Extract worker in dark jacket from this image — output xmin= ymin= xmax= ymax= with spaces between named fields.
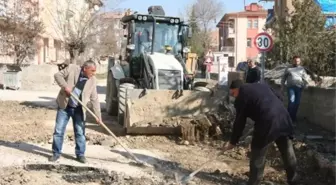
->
xmin=222 ymin=80 xmax=298 ymax=185
xmin=245 ymin=59 xmax=261 ymax=83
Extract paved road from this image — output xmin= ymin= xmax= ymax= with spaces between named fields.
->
xmin=0 ymin=79 xmax=107 ymax=109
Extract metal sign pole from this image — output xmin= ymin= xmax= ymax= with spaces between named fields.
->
xmin=261 ymin=51 xmax=265 ymax=83
xmin=254 ymin=32 xmax=273 ymax=83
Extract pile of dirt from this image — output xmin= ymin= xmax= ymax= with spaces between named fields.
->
xmin=0 ymin=164 xmax=163 ymax=185
xmin=0 ymin=101 xmax=112 ymax=145
xmin=121 ymin=121 xmax=335 ymax=185
xmin=0 ymin=101 xmax=55 ymax=143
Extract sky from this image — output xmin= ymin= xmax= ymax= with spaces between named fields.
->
xmin=104 ymin=0 xmax=274 ymax=18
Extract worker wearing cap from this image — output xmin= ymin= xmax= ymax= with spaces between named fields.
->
xmin=222 ymin=80 xmax=298 ymax=185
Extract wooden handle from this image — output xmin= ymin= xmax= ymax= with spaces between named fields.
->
xmin=69 ymin=92 xmax=142 ymax=163
xmin=188 ymin=150 xmax=227 ymax=178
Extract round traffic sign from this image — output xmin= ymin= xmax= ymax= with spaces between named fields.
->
xmin=254 ymin=32 xmax=273 ymax=52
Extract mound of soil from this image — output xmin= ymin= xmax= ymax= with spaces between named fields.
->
xmin=0 ymin=164 xmax=162 ymax=185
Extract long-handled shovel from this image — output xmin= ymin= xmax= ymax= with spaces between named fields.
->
xmin=178 ymin=131 xmax=254 ymax=185
xmin=70 ymin=92 xmax=149 ymax=167
xmin=177 ymin=151 xmax=226 ymax=185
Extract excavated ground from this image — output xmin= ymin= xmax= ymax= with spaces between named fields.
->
xmin=0 ymin=165 xmax=161 ymax=185
xmin=0 ymin=101 xmax=334 ymax=185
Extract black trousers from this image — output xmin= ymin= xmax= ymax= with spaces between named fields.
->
xmin=201 ymin=65 xmax=206 ymax=78
xmin=248 ymin=136 xmax=297 ymax=185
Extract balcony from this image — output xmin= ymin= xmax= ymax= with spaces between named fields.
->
xmin=222 ymin=46 xmax=234 ymax=52
xmin=220 ymin=46 xmax=235 ymax=56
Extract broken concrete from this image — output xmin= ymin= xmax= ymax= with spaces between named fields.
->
xmin=310 ymin=150 xmax=336 ymax=179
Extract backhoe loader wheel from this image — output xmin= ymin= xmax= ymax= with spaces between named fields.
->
xmin=194 ymin=81 xmax=208 ymax=88
xmin=194 ymin=86 xmax=211 ymax=92
xmin=106 ymin=71 xmax=118 ymax=116
xmin=118 ymin=83 xmax=135 ymax=126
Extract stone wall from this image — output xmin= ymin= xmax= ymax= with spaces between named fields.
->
xmin=20 ymin=64 xmax=59 ymax=91
xmin=268 ymin=80 xmax=336 ymax=132
xmin=0 ymin=63 xmax=108 ymax=91
xmin=0 ymin=64 xmax=59 ymax=91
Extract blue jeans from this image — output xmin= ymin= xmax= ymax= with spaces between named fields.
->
xmin=287 ymin=86 xmax=302 ymax=122
xmin=52 ymin=106 xmax=86 ymax=157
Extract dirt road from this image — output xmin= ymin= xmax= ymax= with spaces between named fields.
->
xmin=0 ymin=100 xmax=334 ymax=185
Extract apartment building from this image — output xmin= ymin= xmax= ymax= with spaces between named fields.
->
xmin=216 ymin=3 xmax=267 ymax=67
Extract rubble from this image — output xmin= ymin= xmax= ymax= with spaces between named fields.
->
xmin=0 ymin=164 xmax=164 ymax=185
xmin=310 ymin=150 xmax=336 ymax=179
xmin=0 ymin=100 xmax=334 ymax=185
xmin=264 ymin=64 xmax=336 ymax=88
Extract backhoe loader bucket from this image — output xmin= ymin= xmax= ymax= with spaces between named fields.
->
xmin=124 ymin=88 xmax=226 ymax=135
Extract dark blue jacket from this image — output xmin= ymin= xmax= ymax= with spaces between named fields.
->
xmin=230 ymin=83 xmax=294 ymax=149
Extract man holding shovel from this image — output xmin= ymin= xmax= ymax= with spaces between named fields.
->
xmin=223 ymin=80 xmax=298 ymax=185
xmin=49 ymin=60 xmax=102 ymax=163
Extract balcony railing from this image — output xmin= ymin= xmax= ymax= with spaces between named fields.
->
xmin=221 ymin=46 xmax=234 ymax=52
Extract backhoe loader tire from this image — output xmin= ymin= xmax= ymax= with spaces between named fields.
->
xmin=194 ymin=86 xmax=211 ymax=92
xmin=194 ymin=81 xmax=208 ymax=88
xmin=106 ymin=71 xmax=118 ymax=116
xmin=118 ymin=83 xmax=135 ymax=126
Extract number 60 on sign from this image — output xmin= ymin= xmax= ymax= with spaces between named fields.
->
xmin=254 ymin=32 xmax=273 ymax=52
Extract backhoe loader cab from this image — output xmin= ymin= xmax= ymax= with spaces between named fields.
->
xmin=106 ymin=6 xmax=216 ymax=134
xmin=119 ymin=6 xmax=192 ymax=90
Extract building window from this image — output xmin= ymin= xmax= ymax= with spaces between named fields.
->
xmin=247 ymin=38 xmax=252 ymax=47
xmin=253 ymin=19 xmax=258 ymax=28
xmin=228 ymin=57 xmax=235 ymax=68
xmin=247 ymin=20 xmax=252 ymax=28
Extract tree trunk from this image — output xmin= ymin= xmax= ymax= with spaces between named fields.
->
xmin=68 ymin=48 xmax=80 ymax=64
xmin=15 ymin=51 xmax=26 ymax=66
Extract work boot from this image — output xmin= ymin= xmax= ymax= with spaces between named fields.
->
xmin=48 ymin=155 xmax=60 ymax=162
xmin=76 ymin=156 xmax=87 ymax=164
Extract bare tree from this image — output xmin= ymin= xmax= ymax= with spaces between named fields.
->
xmin=43 ymin=0 xmax=103 ymax=64
xmin=0 ymin=0 xmax=44 ymax=66
xmin=192 ymin=0 xmax=224 ymax=32
xmin=85 ymin=12 xmax=124 ymax=61
xmin=184 ymin=0 xmax=224 ymax=53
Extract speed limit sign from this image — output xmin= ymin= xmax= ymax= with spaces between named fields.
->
xmin=254 ymin=32 xmax=273 ymax=52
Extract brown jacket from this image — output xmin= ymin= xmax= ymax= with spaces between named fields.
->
xmin=54 ymin=64 xmax=101 ymax=120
